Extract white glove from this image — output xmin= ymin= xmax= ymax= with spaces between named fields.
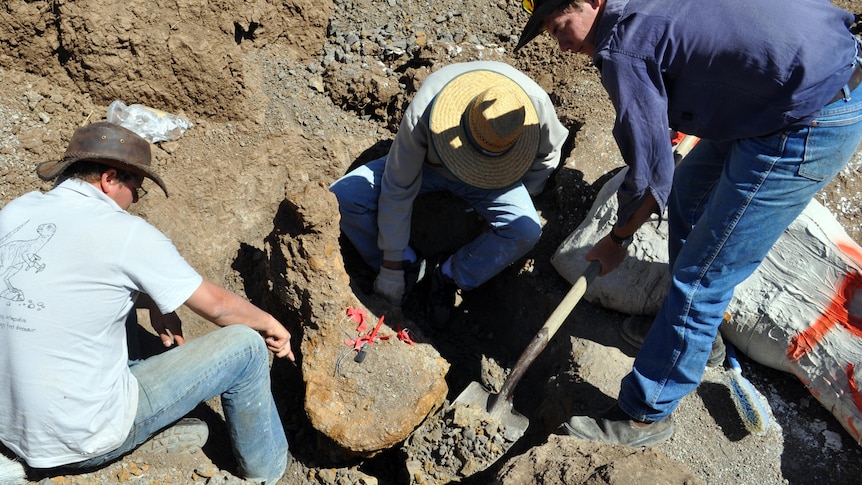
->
xmin=373 ymin=267 xmax=405 ymax=305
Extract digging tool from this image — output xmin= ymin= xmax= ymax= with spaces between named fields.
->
xmin=673 ymin=133 xmax=699 ymax=163
xmin=452 ymin=135 xmax=695 ymax=447
xmin=454 ymin=260 xmax=602 ymax=442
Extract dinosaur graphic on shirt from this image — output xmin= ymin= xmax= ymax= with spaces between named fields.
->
xmin=0 ymin=222 xmax=56 ymax=301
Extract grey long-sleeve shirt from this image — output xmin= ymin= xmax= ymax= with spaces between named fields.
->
xmin=377 ymin=61 xmax=569 ymax=263
xmin=593 ymin=0 xmax=856 ymax=226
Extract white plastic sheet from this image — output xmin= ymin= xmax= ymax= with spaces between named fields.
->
xmin=552 ymin=168 xmax=862 ymax=445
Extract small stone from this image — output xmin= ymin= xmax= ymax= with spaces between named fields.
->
xmin=195 ymin=463 xmax=219 ymax=478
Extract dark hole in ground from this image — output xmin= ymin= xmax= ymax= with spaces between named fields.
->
xmin=234 ymin=21 xmax=260 ymax=44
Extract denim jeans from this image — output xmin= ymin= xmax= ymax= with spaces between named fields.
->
xmin=619 ymin=81 xmax=862 ymax=422
xmin=66 ymin=324 xmax=288 ymax=484
xmin=329 ymin=156 xmax=542 ymax=290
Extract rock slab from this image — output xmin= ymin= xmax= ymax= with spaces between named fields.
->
xmin=265 ymin=182 xmax=449 ymax=455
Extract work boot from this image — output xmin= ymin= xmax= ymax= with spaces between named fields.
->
xmin=427 ymin=262 xmax=457 ymax=329
xmin=709 ymin=331 xmax=727 ymax=367
xmin=619 ymin=315 xmax=653 ymax=349
xmin=138 ymin=418 xmax=209 ymax=454
xmin=620 ymin=315 xmax=726 ymax=367
xmin=559 ymin=403 xmax=674 ymax=447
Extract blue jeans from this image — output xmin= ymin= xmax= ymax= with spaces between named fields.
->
xmin=66 ymin=324 xmax=288 ymax=484
xmin=619 ymin=81 xmax=862 ymax=422
xmin=329 ymin=156 xmax=541 ymax=290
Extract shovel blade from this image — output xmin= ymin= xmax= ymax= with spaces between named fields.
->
xmin=454 ymin=381 xmax=529 ymax=441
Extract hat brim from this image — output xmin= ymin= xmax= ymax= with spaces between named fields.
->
xmin=514 ymin=0 xmax=569 ymax=51
xmin=37 ymin=154 xmax=169 ymax=197
xmin=430 ymin=70 xmax=540 ymax=190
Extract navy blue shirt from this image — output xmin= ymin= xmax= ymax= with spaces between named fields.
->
xmin=593 ymin=0 xmax=856 ymax=225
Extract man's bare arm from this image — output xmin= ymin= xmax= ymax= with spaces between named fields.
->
xmin=184 ymin=280 xmax=295 ymax=361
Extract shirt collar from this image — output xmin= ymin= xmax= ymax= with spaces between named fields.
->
xmin=594 ymin=0 xmax=629 ymax=61
xmin=54 ymin=178 xmax=126 ymax=212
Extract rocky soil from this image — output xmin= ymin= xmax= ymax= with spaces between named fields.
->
xmin=2 ymin=0 xmax=862 ymax=484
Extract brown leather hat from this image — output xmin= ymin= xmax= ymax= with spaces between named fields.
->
xmin=37 ymin=122 xmax=168 ymax=196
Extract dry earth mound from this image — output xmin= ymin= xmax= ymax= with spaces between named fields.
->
xmin=1 ymin=0 xmax=861 ymax=484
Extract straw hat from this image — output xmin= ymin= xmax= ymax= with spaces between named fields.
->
xmin=430 ymin=70 xmax=539 ymax=190
xmin=37 ymin=122 xmax=168 ymax=196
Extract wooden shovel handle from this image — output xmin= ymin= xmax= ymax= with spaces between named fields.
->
xmin=496 ymin=260 xmax=602 ymax=405
xmin=673 ymin=134 xmax=699 ymax=164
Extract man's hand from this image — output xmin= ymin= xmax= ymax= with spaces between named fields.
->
xmin=585 ymin=234 xmax=629 ymax=276
xmin=589 ymin=191 xmax=657 ymax=275
xmin=263 ymin=324 xmax=295 ymax=361
xmin=374 ymin=267 xmax=405 ymax=305
xmin=150 ymin=311 xmax=185 ymax=347
xmin=137 ymin=293 xmax=185 ymax=347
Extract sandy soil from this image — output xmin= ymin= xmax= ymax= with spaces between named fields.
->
xmin=1 ymin=0 xmax=862 ymax=484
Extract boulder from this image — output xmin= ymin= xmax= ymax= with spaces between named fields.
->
xmin=264 ymin=182 xmax=449 ymax=455
xmin=493 ymin=434 xmax=703 ymax=485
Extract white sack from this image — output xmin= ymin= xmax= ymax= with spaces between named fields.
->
xmin=551 ymin=168 xmax=862 ymax=445
xmin=552 ymin=168 xmax=670 ymax=316
xmin=725 ymin=199 xmax=862 ymax=445
xmin=0 ymin=454 xmax=25 ymax=485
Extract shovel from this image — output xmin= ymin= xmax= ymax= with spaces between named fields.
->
xmin=453 ymin=136 xmax=695 ymax=446
xmin=454 ymin=259 xmax=602 ymax=442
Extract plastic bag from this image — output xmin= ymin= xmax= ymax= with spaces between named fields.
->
xmin=106 ymin=100 xmax=193 ymax=143
xmin=0 ymin=454 xmax=25 ymax=484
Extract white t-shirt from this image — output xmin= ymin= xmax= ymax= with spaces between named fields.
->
xmin=0 ymin=179 xmax=203 ymax=467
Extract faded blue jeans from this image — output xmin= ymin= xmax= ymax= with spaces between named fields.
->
xmin=619 ymin=81 xmax=862 ymax=422
xmin=66 ymin=324 xmax=288 ymax=484
xmin=329 ymin=156 xmax=541 ymax=290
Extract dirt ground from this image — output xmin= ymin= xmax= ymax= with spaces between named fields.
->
xmin=2 ymin=0 xmax=862 ymax=484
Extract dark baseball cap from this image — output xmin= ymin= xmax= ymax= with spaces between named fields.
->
xmin=514 ymin=0 xmax=571 ymax=51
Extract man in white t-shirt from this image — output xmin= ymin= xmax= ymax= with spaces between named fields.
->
xmin=0 ymin=122 xmax=293 ymax=484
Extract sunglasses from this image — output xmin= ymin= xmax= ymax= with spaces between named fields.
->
xmin=522 ymin=0 xmax=534 ymax=14
xmin=133 ymin=185 xmax=148 ymax=200
xmin=125 ymin=180 xmax=148 ymax=200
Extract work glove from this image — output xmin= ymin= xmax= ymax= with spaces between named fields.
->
xmin=373 ymin=267 xmax=405 ymax=305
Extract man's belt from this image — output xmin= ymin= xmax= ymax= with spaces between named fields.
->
xmin=829 ymin=63 xmax=862 ymax=105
